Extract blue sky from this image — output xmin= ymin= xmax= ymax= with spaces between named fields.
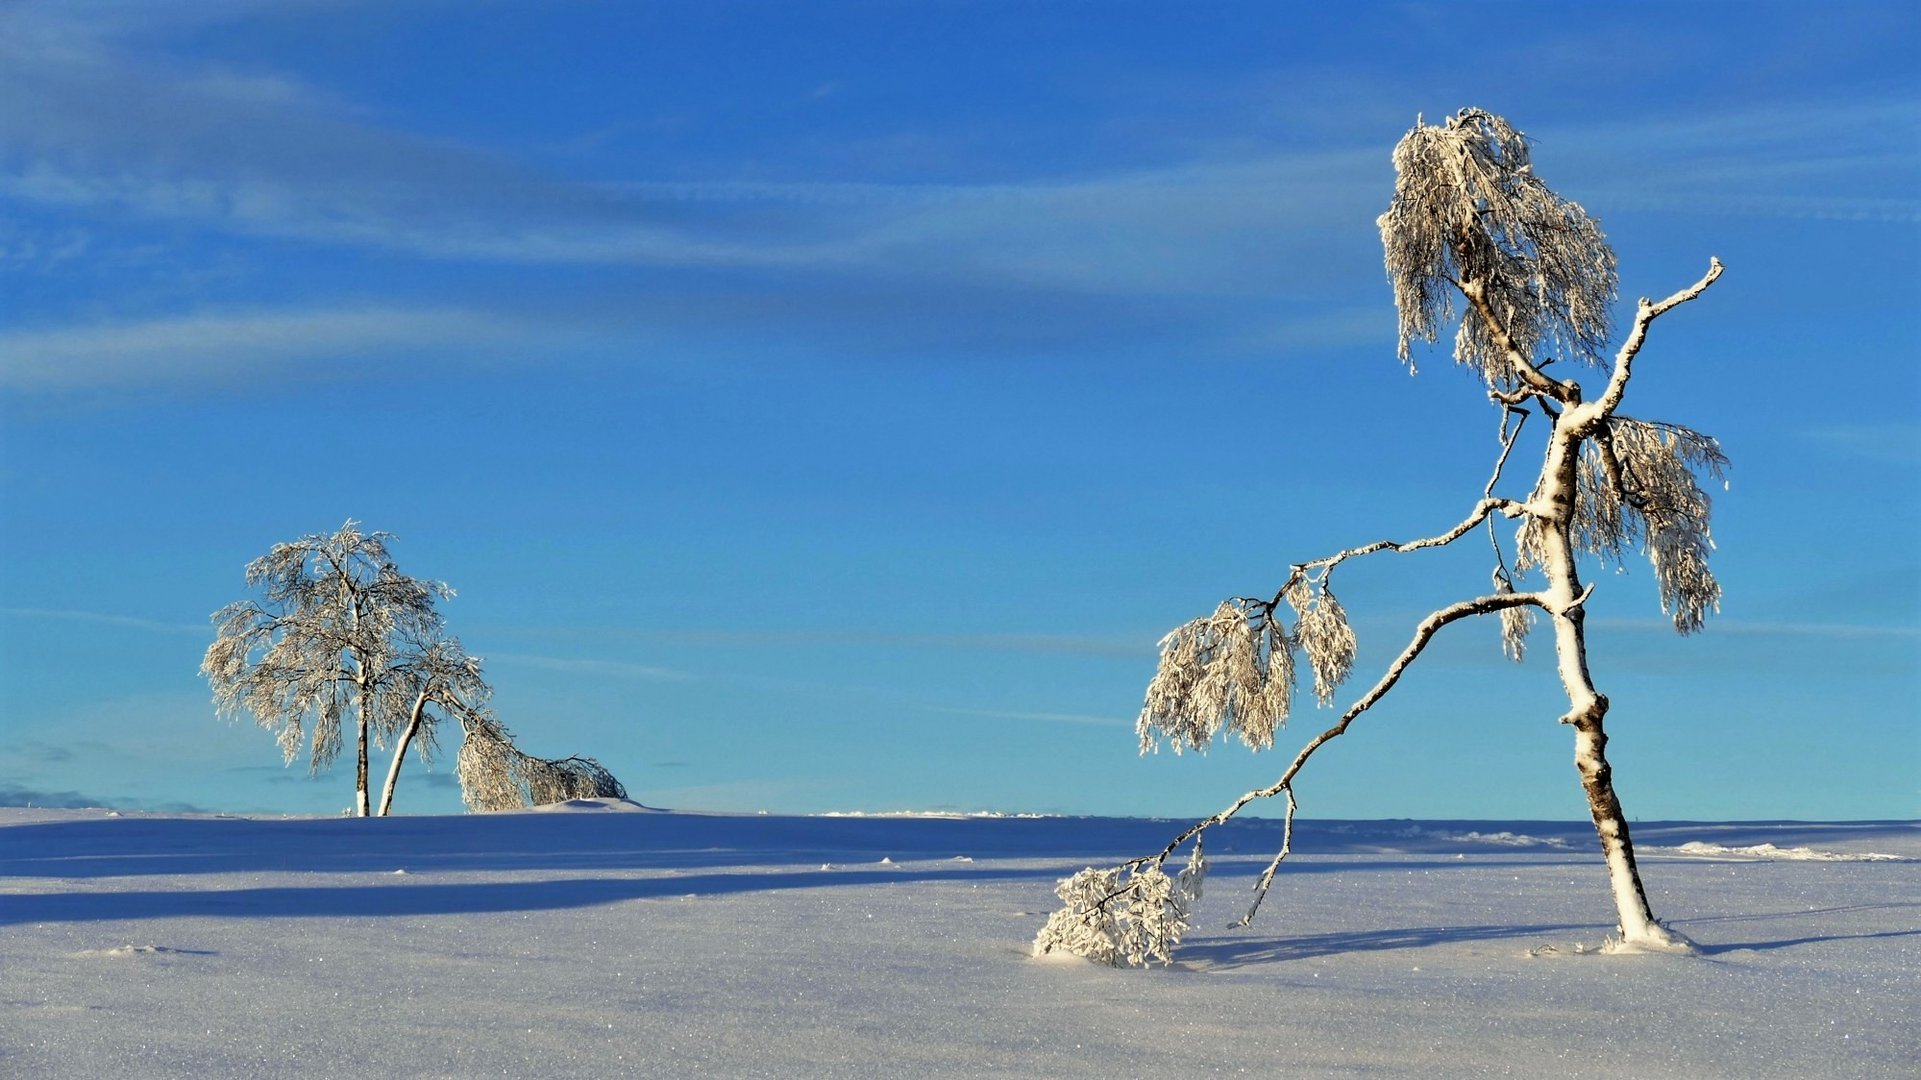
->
xmin=2 ymin=1 xmax=1916 ymax=821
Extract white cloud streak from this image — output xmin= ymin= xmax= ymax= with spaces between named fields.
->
xmin=484 ymin=653 xmax=695 ymax=683
xmin=1542 ymin=99 xmax=1921 ymax=225
xmin=1795 ymin=424 xmax=1921 ymax=467
xmin=1592 ymin=617 xmax=1920 ymax=640
xmin=593 ymin=626 xmax=1153 ymax=659
xmin=920 ymin=705 xmax=1131 ymax=728
xmin=1 ymin=606 xmax=208 ymax=635
xmin=0 ymin=306 xmax=537 ymax=391
xmin=3 ymin=2 xmax=1913 ymax=396
xmin=0 ymin=6 xmax=1388 ymax=296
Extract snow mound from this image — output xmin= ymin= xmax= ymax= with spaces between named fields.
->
xmin=73 ymin=944 xmax=213 ymax=958
xmin=1434 ymin=829 xmax=1571 ymax=848
xmin=1664 ymin=841 xmax=1903 ymax=862
xmin=1368 ymin=825 xmax=1572 ymax=848
xmin=816 ymin=810 xmax=1052 ymax=819
xmin=525 ymin=798 xmax=660 ymax=813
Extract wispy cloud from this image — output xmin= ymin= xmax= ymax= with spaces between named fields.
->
xmin=0 ymin=739 xmax=79 ymax=764
xmin=0 ymin=8 xmax=1389 ymax=297
xmin=1592 ymin=616 xmax=1920 ymax=640
xmin=920 ymin=705 xmax=1130 ymax=728
xmin=512 ymin=625 xmax=1155 ymax=659
xmin=1 ymin=606 xmax=207 ymax=635
xmin=1547 ymin=99 xmax=1921 ymax=225
xmin=484 ymin=653 xmax=694 ymax=683
xmin=0 ymin=307 xmax=540 ymax=392
xmin=1795 ymin=424 xmax=1921 ymax=467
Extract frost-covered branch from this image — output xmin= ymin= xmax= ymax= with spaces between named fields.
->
xmin=1033 ymin=843 xmax=1207 ymax=967
xmin=453 ymin=705 xmax=628 ymax=812
xmin=1589 ymin=258 xmax=1723 ymax=422
xmin=1380 ymin=109 xmax=1617 ymax=389
xmin=1459 ymin=278 xmax=1579 ymax=403
xmin=1287 ymin=493 xmax=1524 ymax=589
xmin=1050 ymin=590 xmax=1542 ymax=965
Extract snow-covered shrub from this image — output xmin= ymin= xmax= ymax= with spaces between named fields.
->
xmin=1033 ymin=846 xmax=1206 ymax=967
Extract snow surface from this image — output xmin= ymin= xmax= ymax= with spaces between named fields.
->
xmin=2 ymin=805 xmax=1915 ymax=1079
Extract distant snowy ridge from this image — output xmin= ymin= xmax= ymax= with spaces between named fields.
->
xmin=816 ymin=810 xmax=1054 ymax=819
xmin=1407 ymin=827 xmax=1572 ymax=848
xmin=1657 ymin=840 xmax=1904 ymax=862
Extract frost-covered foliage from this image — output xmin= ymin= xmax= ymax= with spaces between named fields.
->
xmin=1285 ymin=581 xmax=1357 ymax=705
xmin=1138 ymin=601 xmax=1294 ymax=753
xmin=1516 ymin=416 xmax=1728 ymax=633
xmin=1592 ymin=418 xmax=1727 ymax=633
xmin=1491 ymin=567 xmax=1535 ymax=662
xmin=1134 ymin=580 xmax=1363 ymax=757
xmin=1380 ymin=109 xmax=1618 ymax=383
xmin=202 ymin=520 xmax=453 ymax=815
xmin=1033 ymin=845 xmax=1206 ymax=967
xmin=455 ymin=709 xmax=627 ymax=812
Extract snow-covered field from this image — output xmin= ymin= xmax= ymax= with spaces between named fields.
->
xmin=2 ymin=804 xmax=1914 ymax=1079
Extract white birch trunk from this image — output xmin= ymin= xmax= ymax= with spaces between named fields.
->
xmin=346 ymin=579 xmax=371 ymax=818
xmin=375 ymin=691 xmax=430 ymax=817
xmin=1539 ymin=408 xmax=1692 ymax=952
xmin=352 ymin=674 xmax=371 ymax=818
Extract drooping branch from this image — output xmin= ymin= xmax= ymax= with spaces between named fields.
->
xmin=1222 ymin=416 xmax=1532 ymax=622
xmin=453 ymin=704 xmax=628 ymax=812
xmin=1128 ymin=589 xmax=1545 ymax=924
xmin=1380 ymin=110 xmax=1618 ymax=386
xmin=1483 ymin=405 xmax=1529 ymax=582
xmin=1484 ymin=405 xmax=1527 ymax=501
xmin=1143 ymin=419 xmax=1539 ymax=759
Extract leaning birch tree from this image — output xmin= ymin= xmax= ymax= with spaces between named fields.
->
xmin=1035 ymin=109 xmax=1726 ymax=966
xmin=372 ymin=628 xmax=489 ymax=817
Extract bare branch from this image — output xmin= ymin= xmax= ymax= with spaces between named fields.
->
xmin=1303 ymin=494 xmax=1521 ymax=585
xmin=1484 ymin=405 xmax=1528 ymax=501
xmin=1592 ymin=258 xmax=1724 ymax=421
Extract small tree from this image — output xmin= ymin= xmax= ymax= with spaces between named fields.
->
xmin=204 ymin=519 xmax=633 ymax=815
xmin=202 ymin=520 xmax=450 ymax=817
xmin=1036 ymin=109 xmax=1725 ymax=965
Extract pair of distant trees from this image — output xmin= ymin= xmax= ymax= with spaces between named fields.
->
xmin=201 ymin=521 xmax=625 ymax=816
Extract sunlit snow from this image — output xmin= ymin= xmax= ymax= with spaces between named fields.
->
xmin=3 ymin=805 xmax=1914 ymax=1078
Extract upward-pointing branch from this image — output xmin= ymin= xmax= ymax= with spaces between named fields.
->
xmin=1592 ymin=258 xmax=1724 ymax=422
